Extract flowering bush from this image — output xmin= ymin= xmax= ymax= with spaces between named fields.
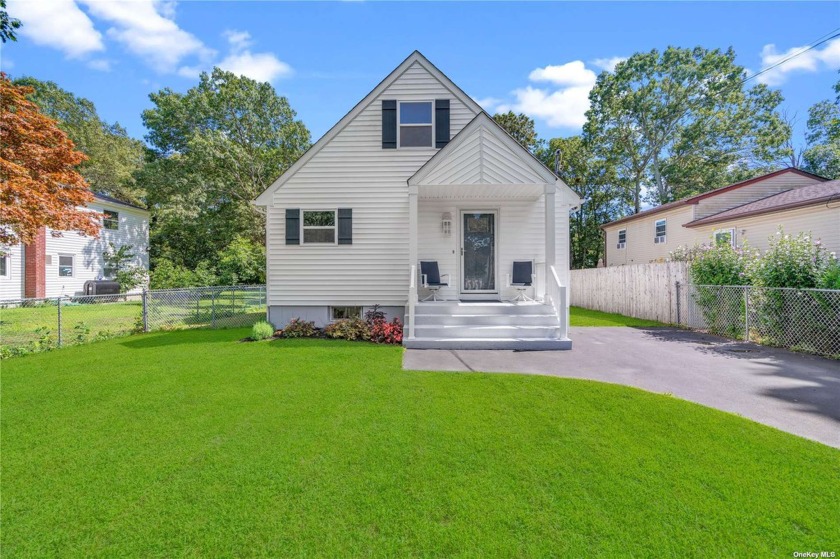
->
xmin=279 ymin=318 xmax=317 ymax=338
xmin=688 ymin=243 xmax=756 ymax=286
xmin=324 ymin=318 xmax=370 ymax=341
xmin=669 ymin=244 xmax=705 ymax=262
xmin=749 ymin=230 xmax=836 ymax=289
xmin=369 ymin=317 xmax=403 ymax=344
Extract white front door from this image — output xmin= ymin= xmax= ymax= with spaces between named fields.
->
xmin=460 ymin=210 xmax=498 ymax=296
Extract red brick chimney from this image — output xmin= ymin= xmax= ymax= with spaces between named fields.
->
xmin=24 ymin=227 xmax=46 ymax=299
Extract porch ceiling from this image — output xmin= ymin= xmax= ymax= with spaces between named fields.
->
xmin=417 ymin=183 xmax=544 ymax=200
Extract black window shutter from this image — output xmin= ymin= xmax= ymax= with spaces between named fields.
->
xmin=435 ymin=99 xmax=450 ymax=148
xmin=285 ymin=208 xmax=300 ymax=245
xmin=382 ymin=100 xmax=397 ymax=149
xmin=338 ymin=208 xmax=352 ymax=245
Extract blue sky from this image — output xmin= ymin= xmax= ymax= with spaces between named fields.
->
xmin=2 ymin=1 xmax=839 ymax=148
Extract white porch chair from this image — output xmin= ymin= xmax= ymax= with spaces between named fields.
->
xmin=419 ymin=261 xmax=449 ymax=302
xmin=507 ymin=260 xmax=536 ymax=302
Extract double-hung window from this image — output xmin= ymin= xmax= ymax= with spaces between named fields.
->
xmin=654 ymin=219 xmax=667 ymax=244
xmin=103 ymin=210 xmax=119 ymax=230
xmin=59 ymin=255 xmax=74 ymax=277
xmin=0 ymin=254 xmax=8 ymax=277
xmin=617 ymin=229 xmax=626 ymax=249
xmin=398 ymin=101 xmax=433 ymax=148
xmin=302 ymin=210 xmax=336 ymax=244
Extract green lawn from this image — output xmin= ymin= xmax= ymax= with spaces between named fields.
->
xmin=571 ymin=306 xmax=666 ymax=327
xmin=2 ymin=329 xmax=838 ymax=557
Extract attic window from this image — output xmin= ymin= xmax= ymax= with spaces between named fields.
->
xmin=103 ymin=210 xmax=119 ymax=230
xmin=398 ymin=101 xmax=433 ymax=148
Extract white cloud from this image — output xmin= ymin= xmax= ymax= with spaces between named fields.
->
xmin=8 ymin=0 xmax=104 ymax=58
xmin=501 ymin=85 xmax=594 ymax=128
xmin=78 ymin=0 xmax=213 ymax=73
xmin=218 ymin=51 xmax=293 ymax=83
xmin=528 ymin=61 xmax=597 ymax=87
xmin=223 ymin=29 xmax=254 ymax=53
xmin=486 ymin=56 xmax=625 ymax=129
xmin=177 ymin=30 xmax=292 ymax=83
xmin=757 ymin=38 xmax=840 ymax=86
xmin=592 ymin=56 xmax=627 ymax=72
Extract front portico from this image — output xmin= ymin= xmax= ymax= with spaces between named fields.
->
xmin=404 ymin=113 xmax=580 ymax=349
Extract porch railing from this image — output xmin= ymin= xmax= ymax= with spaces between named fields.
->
xmin=407 ymin=264 xmax=417 ymax=339
xmin=546 ymin=265 xmax=568 ymax=339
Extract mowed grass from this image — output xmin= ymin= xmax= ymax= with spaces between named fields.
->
xmin=2 ymin=330 xmax=839 ymax=557
xmin=571 ymin=306 xmax=666 ymax=327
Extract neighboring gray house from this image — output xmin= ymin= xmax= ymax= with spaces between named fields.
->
xmin=254 ymin=52 xmax=580 ymax=349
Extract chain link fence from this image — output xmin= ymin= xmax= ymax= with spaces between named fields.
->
xmin=1 ymin=285 xmax=266 ymax=358
xmin=677 ymin=283 xmax=840 ymax=359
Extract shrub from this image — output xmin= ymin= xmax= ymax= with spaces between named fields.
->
xmin=279 ymin=318 xmax=317 ymax=338
xmin=324 ymin=318 xmax=370 ymax=341
xmin=150 ymin=259 xmax=218 ymax=289
xmin=819 ymin=257 xmax=840 ymax=289
xmin=689 ymin=243 xmax=755 ymax=286
xmin=369 ymin=317 xmax=403 ymax=345
xmin=749 ymin=230 xmax=835 ymax=289
xmin=251 ymin=321 xmax=276 ymax=341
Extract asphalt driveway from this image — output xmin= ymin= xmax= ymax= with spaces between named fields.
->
xmin=403 ymin=327 xmax=840 ymax=449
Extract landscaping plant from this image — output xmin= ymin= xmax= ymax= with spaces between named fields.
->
xmin=278 ymin=318 xmax=317 ymax=339
xmin=324 ymin=318 xmax=370 ymax=341
xmin=250 ymin=321 xmax=275 ymax=341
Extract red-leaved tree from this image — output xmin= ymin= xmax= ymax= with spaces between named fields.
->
xmin=0 ymin=73 xmax=99 ymax=245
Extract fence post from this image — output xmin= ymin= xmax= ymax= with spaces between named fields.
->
xmin=142 ymin=289 xmax=149 ymax=332
xmin=57 ymin=296 xmax=62 ymax=348
xmin=675 ymin=281 xmax=681 ymax=325
xmin=211 ymin=291 xmax=216 ymax=328
xmin=744 ymin=287 xmax=750 ymax=342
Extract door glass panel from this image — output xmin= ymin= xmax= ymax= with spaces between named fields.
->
xmin=463 ymin=213 xmax=495 ymax=291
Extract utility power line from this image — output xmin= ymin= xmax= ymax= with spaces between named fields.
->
xmin=742 ymin=28 xmax=840 ymax=85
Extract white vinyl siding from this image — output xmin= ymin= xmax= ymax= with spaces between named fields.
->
xmin=0 ymin=244 xmax=24 ymax=301
xmin=266 ymin=61 xmax=476 ymax=307
xmin=44 ymin=201 xmax=149 ymax=297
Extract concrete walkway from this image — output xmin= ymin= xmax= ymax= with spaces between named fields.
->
xmin=403 ymin=327 xmax=840 ymax=449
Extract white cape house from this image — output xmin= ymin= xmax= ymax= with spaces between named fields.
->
xmin=254 ymin=51 xmax=580 ymax=349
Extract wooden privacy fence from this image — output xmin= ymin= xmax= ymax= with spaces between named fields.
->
xmin=570 ymin=262 xmax=689 ymax=323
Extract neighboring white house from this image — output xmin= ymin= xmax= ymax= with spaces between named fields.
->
xmin=601 ymin=168 xmax=836 ymax=266
xmin=0 ymin=194 xmax=149 ymax=300
xmin=254 ymin=51 xmax=581 ymax=350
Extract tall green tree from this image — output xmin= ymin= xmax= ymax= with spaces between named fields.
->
xmin=141 ymin=68 xmax=310 ymax=268
xmin=803 ymin=73 xmax=840 ymax=179
xmin=0 ymin=0 xmax=21 ymax=43
xmin=493 ymin=111 xmax=542 ymax=153
xmin=539 ymin=137 xmax=627 ymax=269
xmin=584 ymin=46 xmax=790 ymax=212
xmin=14 ymin=77 xmax=146 ymax=205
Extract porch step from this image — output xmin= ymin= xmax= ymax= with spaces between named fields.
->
xmin=404 ymin=301 xmax=570 ymax=350
xmin=415 ymin=301 xmax=554 ymax=316
xmin=415 ymin=313 xmax=558 ymax=326
xmin=414 ymin=325 xmax=560 ymax=339
xmin=404 ymin=337 xmax=572 ymax=351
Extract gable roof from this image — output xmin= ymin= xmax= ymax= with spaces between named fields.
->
xmin=93 ymin=193 xmax=148 ymax=213
xmin=601 ymin=168 xmax=828 ymax=229
xmin=409 ymin=113 xmax=557 ymax=186
xmin=254 ymin=51 xmax=484 ymax=205
xmin=685 ymin=179 xmax=840 ymax=227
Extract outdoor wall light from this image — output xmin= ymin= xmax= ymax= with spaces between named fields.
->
xmin=441 ymin=213 xmax=452 ymax=236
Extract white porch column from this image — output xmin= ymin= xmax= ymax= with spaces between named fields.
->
xmin=408 ymin=185 xmax=419 ymax=271
xmin=544 ymin=185 xmax=556 ymax=288
xmin=408 ymin=185 xmax=419 ymax=339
